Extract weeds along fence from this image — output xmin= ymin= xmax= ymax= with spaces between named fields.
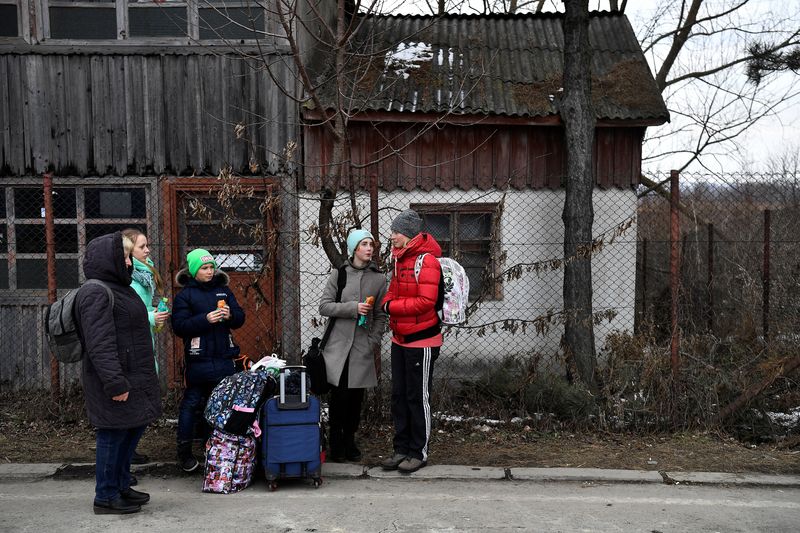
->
xmin=1 ymin=171 xmax=798 ymax=431
xmin=637 ymin=171 xmax=800 ymax=342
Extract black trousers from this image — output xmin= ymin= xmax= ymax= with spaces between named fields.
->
xmin=329 ymin=357 xmax=365 ymax=437
xmin=390 ymin=343 xmax=439 ymax=461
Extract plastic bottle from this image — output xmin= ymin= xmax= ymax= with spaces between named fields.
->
xmin=154 ymin=297 xmax=169 ymax=333
xmin=217 ymin=299 xmax=227 ymax=322
xmin=357 ymin=296 xmax=375 ymax=327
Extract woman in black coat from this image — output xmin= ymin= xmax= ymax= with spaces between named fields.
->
xmin=75 ymin=232 xmax=162 ymax=515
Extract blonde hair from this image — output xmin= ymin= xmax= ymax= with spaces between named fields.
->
xmin=122 ymin=235 xmax=135 ymax=255
xmin=121 ymin=228 xmax=164 ymax=295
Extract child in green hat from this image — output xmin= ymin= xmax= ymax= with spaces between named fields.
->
xmin=171 ymin=249 xmax=246 ymax=472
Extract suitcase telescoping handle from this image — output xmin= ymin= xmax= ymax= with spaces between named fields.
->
xmin=278 ymin=365 xmax=309 ymax=410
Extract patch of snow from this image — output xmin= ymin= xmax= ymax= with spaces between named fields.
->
xmin=434 ymin=412 xmax=545 ymax=426
xmin=766 ymin=406 xmax=800 ymax=427
xmin=386 ymin=42 xmax=434 ymax=79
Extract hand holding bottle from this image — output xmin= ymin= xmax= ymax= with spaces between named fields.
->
xmin=357 ymin=296 xmax=375 ymax=327
xmin=217 ymin=299 xmax=230 ymax=321
xmin=154 ymin=297 xmax=170 ymax=332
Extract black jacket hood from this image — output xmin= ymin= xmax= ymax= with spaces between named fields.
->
xmin=83 ymin=232 xmax=132 ymax=285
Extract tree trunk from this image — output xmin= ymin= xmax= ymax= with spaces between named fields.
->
xmin=318 ymin=1 xmax=351 ymax=269
xmin=561 ymin=0 xmax=598 ymax=394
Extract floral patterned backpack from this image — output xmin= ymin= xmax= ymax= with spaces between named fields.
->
xmin=415 ymin=253 xmax=470 ymax=325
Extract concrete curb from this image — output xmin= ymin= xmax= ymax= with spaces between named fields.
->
xmin=2 ymin=462 xmax=799 ymax=487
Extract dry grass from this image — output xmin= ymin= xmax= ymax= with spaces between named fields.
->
xmin=1 ymin=391 xmax=798 ymax=474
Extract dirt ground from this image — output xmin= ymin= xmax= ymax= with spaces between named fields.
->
xmin=1 ymin=400 xmax=799 ymax=474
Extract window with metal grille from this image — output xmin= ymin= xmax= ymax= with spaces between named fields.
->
xmin=412 ymin=203 xmax=501 ymax=301
xmin=42 ymin=0 xmax=269 ymax=41
xmin=0 ymin=183 xmax=151 ymax=291
xmin=179 ymin=195 xmax=266 ymax=272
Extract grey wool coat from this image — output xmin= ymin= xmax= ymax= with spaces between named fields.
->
xmin=318 ymin=260 xmax=388 ymax=388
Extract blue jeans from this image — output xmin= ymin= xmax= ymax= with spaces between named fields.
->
xmin=95 ymin=425 xmax=146 ymax=503
xmin=177 ymin=358 xmax=235 ymax=443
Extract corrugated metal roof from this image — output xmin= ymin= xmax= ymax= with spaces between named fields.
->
xmin=316 ymin=12 xmax=668 ymax=122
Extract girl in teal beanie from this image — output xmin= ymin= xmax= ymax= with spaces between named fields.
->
xmin=319 ymin=229 xmax=387 ymax=461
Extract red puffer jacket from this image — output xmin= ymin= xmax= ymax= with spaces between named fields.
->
xmin=382 ymin=233 xmax=442 ymax=342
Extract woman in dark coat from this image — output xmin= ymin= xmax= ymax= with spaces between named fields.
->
xmin=75 ymin=232 xmax=162 ymax=515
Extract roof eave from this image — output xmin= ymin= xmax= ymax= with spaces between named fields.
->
xmin=303 ymin=109 xmax=669 ymax=127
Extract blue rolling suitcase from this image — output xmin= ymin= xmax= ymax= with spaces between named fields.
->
xmin=261 ymin=366 xmax=323 ymax=490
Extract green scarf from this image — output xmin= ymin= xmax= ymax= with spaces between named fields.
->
xmin=131 ymin=256 xmax=156 ymax=297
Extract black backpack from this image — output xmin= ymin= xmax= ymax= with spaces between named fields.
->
xmin=304 ymin=266 xmax=347 ymax=395
xmin=45 ymin=279 xmax=114 ymax=363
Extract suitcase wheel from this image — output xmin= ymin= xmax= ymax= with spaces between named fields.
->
xmin=268 ymin=481 xmax=278 ymax=492
xmin=313 ymin=478 xmax=322 ymax=489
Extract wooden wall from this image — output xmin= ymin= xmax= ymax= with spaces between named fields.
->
xmin=0 ymin=52 xmax=298 ymax=176
xmin=303 ymin=121 xmax=643 ymax=191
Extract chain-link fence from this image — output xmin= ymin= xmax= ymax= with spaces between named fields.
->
xmin=637 ymin=171 xmax=800 ymax=342
xmin=0 ymin=175 xmax=283 ymax=393
xmin=297 ymin=185 xmax=637 ymax=391
xmin=2 ymin=172 xmax=798 ymax=427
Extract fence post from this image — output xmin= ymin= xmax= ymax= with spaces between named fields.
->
xmin=669 ymin=170 xmax=681 ymax=400
xmin=43 ymin=173 xmax=60 ymax=400
xmin=707 ymin=223 xmax=714 ymax=333
xmin=641 ymin=238 xmax=648 ymax=327
xmin=763 ymin=209 xmax=771 ymax=342
xmin=369 ymin=174 xmax=382 ymax=377
xmin=370 ymin=174 xmax=379 ymax=255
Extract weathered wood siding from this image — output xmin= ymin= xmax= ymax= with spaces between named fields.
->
xmin=304 ymin=122 xmax=643 ymax=191
xmin=0 ymin=52 xmax=297 ymax=176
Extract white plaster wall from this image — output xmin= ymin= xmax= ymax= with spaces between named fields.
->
xmin=297 ymin=188 xmax=637 ymax=378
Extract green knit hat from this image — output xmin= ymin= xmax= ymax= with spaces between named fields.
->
xmin=186 ymin=249 xmax=216 ymax=277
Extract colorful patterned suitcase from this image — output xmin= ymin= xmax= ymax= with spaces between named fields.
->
xmin=202 ymin=428 xmax=257 ymax=494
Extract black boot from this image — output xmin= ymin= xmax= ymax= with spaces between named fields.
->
xmin=328 ymin=427 xmax=344 ymax=462
xmin=344 ymin=432 xmax=362 ymax=462
xmin=93 ymin=497 xmax=141 ymax=515
xmin=131 ymin=450 xmax=149 ymax=464
xmin=177 ymin=441 xmax=199 ymax=473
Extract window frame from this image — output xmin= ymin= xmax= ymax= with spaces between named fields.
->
xmin=6 ymin=0 xmax=284 ymax=44
xmin=0 ymin=0 xmax=26 ymax=41
xmin=178 ymin=193 xmax=270 ymax=271
xmin=412 ymin=202 xmax=503 ymax=301
xmin=0 ymin=177 xmax=159 ymax=302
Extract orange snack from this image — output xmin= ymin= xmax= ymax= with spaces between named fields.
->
xmin=365 ymin=296 xmax=375 ymax=305
xmin=217 ymin=300 xmax=226 ymax=309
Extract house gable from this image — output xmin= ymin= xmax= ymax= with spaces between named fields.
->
xmin=303 ymin=12 xmax=665 ymax=192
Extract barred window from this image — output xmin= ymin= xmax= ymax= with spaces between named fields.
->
xmin=0 ymin=183 xmax=151 ymax=291
xmin=42 ymin=0 xmax=269 ymax=41
xmin=179 ymin=195 xmax=265 ymax=272
xmin=412 ymin=203 xmax=501 ymax=301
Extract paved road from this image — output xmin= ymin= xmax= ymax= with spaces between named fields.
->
xmin=1 ymin=474 xmax=799 ymax=532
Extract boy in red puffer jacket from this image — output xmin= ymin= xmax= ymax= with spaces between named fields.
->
xmin=380 ymin=209 xmax=443 ymax=474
